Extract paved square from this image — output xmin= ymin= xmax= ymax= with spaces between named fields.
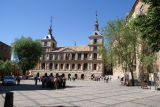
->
xmin=1 ymin=80 xmax=160 ymax=107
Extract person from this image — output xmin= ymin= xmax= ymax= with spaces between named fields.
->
xmin=106 ymin=76 xmax=109 ymax=83
xmin=104 ymin=76 xmax=106 ymax=83
xmin=16 ymin=75 xmax=21 ymax=85
xmin=35 ymin=72 xmax=40 ymax=85
xmin=121 ymin=77 xmax=124 ymax=85
xmin=109 ymin=76 xmax=112 ymax=81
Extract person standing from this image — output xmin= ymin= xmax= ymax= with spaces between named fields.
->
xmin=16 ymin=75 xmax=21 ymax=85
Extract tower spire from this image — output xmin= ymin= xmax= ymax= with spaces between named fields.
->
xmin=48 ymin=16 xmax=52 ymax=35
xmin=95 ymin=11 xmax=99 ymax=31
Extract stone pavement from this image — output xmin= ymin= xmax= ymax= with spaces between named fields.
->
xmin=1 ymin=80 xmax=160 ymax=107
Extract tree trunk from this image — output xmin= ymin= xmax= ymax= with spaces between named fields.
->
xmin=22 ymin=70 xmax=26 ymax=75
xmin=130 ymin=70 xmax=135 ymax=86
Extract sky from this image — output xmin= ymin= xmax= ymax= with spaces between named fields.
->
xmin=0 ymin=0 xmax=135 ymax=46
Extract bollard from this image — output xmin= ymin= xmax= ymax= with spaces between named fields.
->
xmin=4 ymin=92 xmax=14 ymax=107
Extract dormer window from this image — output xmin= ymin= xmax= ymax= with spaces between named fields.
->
xmin=95 ymin=32 xmax=98 ymax=35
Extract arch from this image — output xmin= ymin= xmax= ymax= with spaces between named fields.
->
xmin=81 ymin=74 xmax=84 ymax=80
xmin=41 ymin=63 xmax=45 ymax=69
xmin=49 ymin=63 xmax=53 ymax=69
xmin=91 ymin=74 xmax=95 ymax=80
xmin=75 ymin=74 xmax=78 ymax=79
xmin=62 ymin=73 xmax=65 ymax=77
xmin=78 ymin=64 xmax=81 ymax=70
xmin=83 ymin=63 xmax=88 ymax=70
xmin=56 ymin=73 xmax=59 ymax=77
xmin=68 ymin=73 xmax=71 ymax=78
xmin=94 ymin=64 xmax=97 ymax=70
xmin=66 ymin=64 xmax=69 ymax=70
xmin=60 ymin=64 xmax=63 ymax=70
xmin=72 ymin=64 xmax=75 ymax=70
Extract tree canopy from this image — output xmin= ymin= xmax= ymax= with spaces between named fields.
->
xmin=102 ymin=18 xmax=140 ymax=86
xmin=13 ymin=37 xmax=42 ymax=75
xmin=133 ymin=0 xmax=160 ymax=52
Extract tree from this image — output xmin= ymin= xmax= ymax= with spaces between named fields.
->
xmin=133 ymin=0 xmax=160 ymax=52
xmin=13 ymin=37 xmax=42 ymax=75
xmin=0 ymin=60 xmax=4 ymax=70
xmin=0 ymin=60 xmax=19 ymax=75
xmin=102 ymin=18 xmax=139 ymax=86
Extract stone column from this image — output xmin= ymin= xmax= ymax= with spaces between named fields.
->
xmin=91 ymin=63 xmax=93 ymax=72
xmin=53 ymin=63 xmax=55 ymax=70
xmin=58 ymin=64 xmax=60 ymax=71
xmin=64 ymin=64 xmax=66 ymax=71
xmin=64 ymin=53 xmax=66 ymax=60
xmin=53 ymin=54 xmax=55 ymax=60
xmin=69 ymin=64 xmax=71 ymax=71
xmin=58 ymin=54 xmax=60 ymax=60
xmin=69 ymin=53 xmax=72 ymax=60
xmin=75 ymin=64 xmax=78 ymax=71
xmin=75 ymin=53 xmax=78 ymax=60
xmin=81 ymin=63 xmax=83 ymax=71
xmin=81 ymin=53 xmax=84 ymax=60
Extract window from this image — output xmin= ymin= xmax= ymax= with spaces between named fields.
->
xmin=60 ymin=64 xmax=63 ymax=69
xmin=72 ymin=53 xmax=75 ymax=60
xmin=94 ymin=64 xmax=97 ymax=70
xmin=140 ymin=5 xmax=144 ymax=14
xmin=49 ymin=63 xmax=53 ymax=69
xmin=93 ymin=39 xmax=97 ymax=44
xmin=66 ymin=64 xmax=69 ymax=70
xmin=93 ymin=53 xmax=97 ymax=60
xmin=54 ymin=54 xmax=58 ymax=60
xmin=41 ymin=63 xmax=45 ymax=69
xmin=84 ymin=53 xmax=88 ymax=60
xmin=49 ymin=54 xmax=53 ymax=60
xmin=93 ymin=46 xmax=97 ymax=51
xmin=55 ymin=64 xmax=58 ymax=69
xmin=78 ymin=53 xmax=81 ymax=60
xmin=72 ymin=64 xmax=75 ymax=70
xmin=44 ymin=42 xmax=47 ymax=46
xmin=83 ymin=63 xmax=88 ymax=70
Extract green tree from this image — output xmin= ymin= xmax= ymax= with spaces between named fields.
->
xmin=102 ymin=18 xmax=139 ymax=86
xmin=0 ymin=60 xmax=4 ymax=71
xmin=13 ymin=37 xmax=42 ymax=75
xmin=134 ymin=0 xmax=160 ymax=52
xmin=1 ymin=60 xmax=19 ymax=75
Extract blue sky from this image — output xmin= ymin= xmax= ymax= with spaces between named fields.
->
xmin=0 ymin=0 xmax=135 ymax=46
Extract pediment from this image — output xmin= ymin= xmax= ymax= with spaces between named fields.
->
xmin=60 ymin=48 xmax=76 ymax=52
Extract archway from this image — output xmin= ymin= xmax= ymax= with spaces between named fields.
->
xmin=75 ymin=74 xmax=78 ymax=79
xmin=62 ymin=73 xmax=65 ymax=77
xmin=81 ymin=74 xmax=84 ymax=80
xmin=68 ymin=73 xmax=71 ymax=80
xmin=56 ymin=73 xmax=59 ymax=77
xmin=91 ymin=74 xmax=95 ymax=80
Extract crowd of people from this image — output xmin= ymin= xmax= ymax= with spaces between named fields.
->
xmin=34 ymin=73 xmax=66 ymax=89
xmin=91 ymin=75 xmax=112 ymax=83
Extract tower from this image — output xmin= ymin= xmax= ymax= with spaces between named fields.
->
xmin=42 ymin=17 xmax=57 ymax=52
xmin=88 ymin=13 xmax=104 ymax=51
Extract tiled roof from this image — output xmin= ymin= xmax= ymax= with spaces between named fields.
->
xmin=51 ymin=45 xmax=90 ymax=52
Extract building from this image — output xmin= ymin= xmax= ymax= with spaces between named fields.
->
xmin=113 ymin=0 xmax=160 ymax=80
xmin=0 ymin=41 xmax=11 ymax=61
xmin=33 ymin=14 xmax=104 ymax=79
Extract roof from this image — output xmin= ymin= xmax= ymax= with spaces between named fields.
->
xmin=51 ymin=45 xmax=90 ymax=53
xmin=0 ymin=41 xmax=11 ymax=48
xmin=43 ymin=34 xmax=57 ymax=42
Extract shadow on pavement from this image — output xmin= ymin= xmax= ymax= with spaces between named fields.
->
xmin=0 ymin=84 xmax=78 ymax=94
